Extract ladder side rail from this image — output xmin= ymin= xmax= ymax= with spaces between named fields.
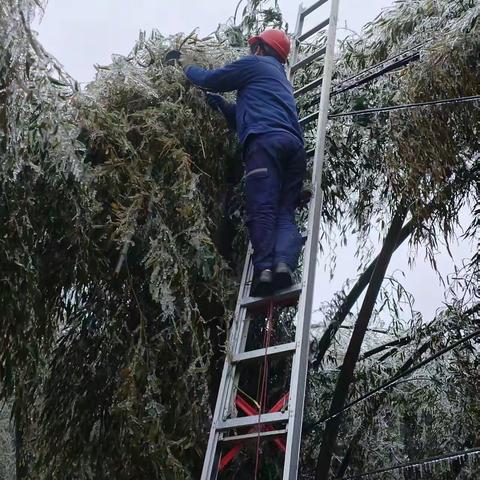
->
xmin=201 ymin=0 xmax=336 ymax=476
xmin=288 ymin=3 xmax=305 ymax=80
xmin=221 ymin=252 xmax=256 ymax=421
xmin=283 ymin=1 xmax=340 ymax=479
xmin=200 ymin=245 xmax=255 ymax=480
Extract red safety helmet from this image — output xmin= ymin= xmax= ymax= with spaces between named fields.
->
xmin=248 ymin=29 xmax=291 ymax=63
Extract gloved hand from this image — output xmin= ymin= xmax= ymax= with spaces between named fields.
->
xmin=164 ymin=50 xmax=182 ymax=65
xmin=205 ymin=92 xmax=225 ymax=111
xmin=164 ymin=50 xmax=198 ymax=70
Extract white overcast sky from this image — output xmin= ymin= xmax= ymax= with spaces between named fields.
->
xmin=34 ymin=0 xmax=393 ymax=84
xmin=34 ymin=0 xmax=473 ymax=324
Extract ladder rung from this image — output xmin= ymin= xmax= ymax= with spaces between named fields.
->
xmin=299 ymin=110 xmax=319 ymax=127
xmin=301 ymin=0 xmax=329 ymax=18
xmin=217 ymin=411 xmax=288 ymax=430
xmin=220 ymin=428 xmax=287 ymax=444
xmin=232 ymin=342 xmax=296 ymax=364
xmin=294 ymin=77 xmax=323 ymax=98
xmin=291 ymin=46 xmax=327 ymax=73
xmin=241 ymin=284 xmax=302 ymax=311
xmin=298 ymin=18 xmax=329 ymax=43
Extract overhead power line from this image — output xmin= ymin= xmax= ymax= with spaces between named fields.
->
xmin=299 ymin=94 xmax=480 ymax=126
xmin=339 ymin=447 xmax=480 ymax=479
xmin=331 ymin=47 xmax=422 ymax=96
xmin=329 ymin=94 xmax=480 ymax=118
xmin=296 ymin=44 xmax=423 ymax=108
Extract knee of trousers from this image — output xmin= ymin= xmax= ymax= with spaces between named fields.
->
xmin=246 ymin=202 xmax=276 ymax=220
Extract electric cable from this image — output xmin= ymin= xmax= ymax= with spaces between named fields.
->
xmin=337 ymin=447 xmax=480 ymax=479
xmin=254 ymin=300 xmax=275 ymax=479
xmin=300 ymin=94 xmax=480 ymax=126
xmin=296 ymin=43 xmax=424 ymax=104
xmin=331 ymin=44 xmax=424 ymax=95
xmin=329 ymin=94 xmax=480 ymax=118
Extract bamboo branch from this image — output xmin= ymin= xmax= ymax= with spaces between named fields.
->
xmin=307 ymin=328 xmax=480 ymax=437
xmin=336 ymin=339 xmax=431 ymax=477
xmin=114 ymin=232 xmax=134 ymax=275
xmin=311 ymin=164 xmax=476 ymax=369
xmin=315 ymin=202 xmax=408 ymax=480
xmin=339 ymin=447 xmax=480 ymax=479
xmin=311 ymin=217 xmax=415 ymax=369
xmin=358 ymin=335 xmax=412 ymax=360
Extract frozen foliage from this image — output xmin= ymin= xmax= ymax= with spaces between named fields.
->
xmin=0 ymin=406 xmax=15 ymax=480
xmin=0 ymin=1 xmax=284 ymax=478
xmin=303 ymin=1 xmax=480 ymax=478
xmin=0 ymin=0 xmax=478 ymax=479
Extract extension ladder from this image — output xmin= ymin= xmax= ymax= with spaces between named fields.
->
xmin=201 ymin=1 xmax=339 ymax=478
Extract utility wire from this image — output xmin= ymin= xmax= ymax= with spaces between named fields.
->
xmin=297 ymin=44 xmax=423 ymax=107
xmin=338 ymin=447 xmax=480 ymax=479
xmin=331 ymin=51 xmax=420 ymax=97
xmin=329 ymin=94 xmax=480 ymax=118
xmin=335 ymin=43 xmax=425 ymax=87
xmin=305 ymin=329 xmax=480 ymax=434
xmin=299 ymin=94 xmax=480 ymax=126
xmin=331 ymin=44 xmax=423 ymax=95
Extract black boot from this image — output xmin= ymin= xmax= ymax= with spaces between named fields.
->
xmin=251 ymin=269 xmax=273 ymax=297
xmin=273 ymin=262 xmax=293 ymax=291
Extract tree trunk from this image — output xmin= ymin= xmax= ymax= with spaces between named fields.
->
xmin=315 ymin=203 xmax=408 ymax=480
xmin=311 ymin=164 xmax=475 ymax=370
xmin=312 ymin=217 xmax=414 ymax=369
xmin=14 ymin=406 xmax=27 ymax=480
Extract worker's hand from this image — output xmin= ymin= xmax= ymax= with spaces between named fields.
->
xmin=164 ymin=50 xmax=182 ymax=66
xmin=205 ymin=92 xmax=225 ymax=111
xmin=164 ymin=50 xmax=198 ymax=71
xmin=179 ymin=52 xmax=198 ymax=71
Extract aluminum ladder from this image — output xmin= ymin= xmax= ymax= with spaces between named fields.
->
xmin=201 ymin=1 xmax=339 ymax=478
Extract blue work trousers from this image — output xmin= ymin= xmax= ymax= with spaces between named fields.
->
xmin=243 ymin=132 xmax=306 ymax=272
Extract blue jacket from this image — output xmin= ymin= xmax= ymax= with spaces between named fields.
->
xmin=185 ymin=56 xmax=303 ymax=145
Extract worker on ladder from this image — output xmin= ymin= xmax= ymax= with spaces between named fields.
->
xmin=178 ymin=29 xmax=306 ymax=297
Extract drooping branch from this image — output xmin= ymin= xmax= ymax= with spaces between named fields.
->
xmin=311 ymin=216 xmax=414 ymax=369
xmin=311 ymin=160 xmax=477 ymax=369
xmin=358 ymin=335 xmax=412 ymax=361
xmin=307 ymin=327 xmax=480 ymax=437
xmin=333 ymin=307 xmax=478 ymax=475
xmin=339 ymin=447 xmax=480 ymax=480
xmin=315 ymin=201 xmax=408 ymax=480
xmin=336 ymin=339 xmax=431 ymax=478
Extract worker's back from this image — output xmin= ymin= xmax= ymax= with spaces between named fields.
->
xmin=184 ymin=54 xmax=303 ymax=146
xmin=234 ymin=55 xmax=303 ymax=145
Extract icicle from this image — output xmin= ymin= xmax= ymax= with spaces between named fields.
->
xmin=343 ymin=449 xmax=480 ymax=480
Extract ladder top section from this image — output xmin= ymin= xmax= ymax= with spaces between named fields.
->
xmin=301 ymin=0 xmax=329 ymax=19
xmin=298 ymin=18 xmax=329 ymax=43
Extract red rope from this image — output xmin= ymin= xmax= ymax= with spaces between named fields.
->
xmin=254 ymin=300 xmax=275 ymax=479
